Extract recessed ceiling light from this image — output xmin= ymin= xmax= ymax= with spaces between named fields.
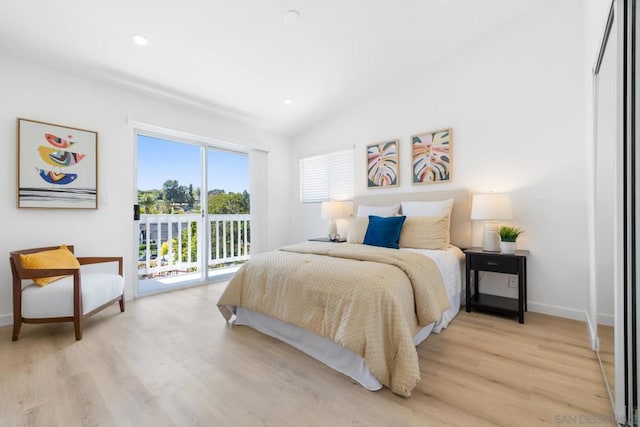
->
xmin=283 ymin=98 xmax=293 ymax=105
xmin=132 ymin=34 xmax=149 ymax=46
xmin=284 ymin=10 xmax=300 ymax=23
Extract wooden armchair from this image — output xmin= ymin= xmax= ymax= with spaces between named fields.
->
xmin=9 ymin=245 xmax=125 ymax=341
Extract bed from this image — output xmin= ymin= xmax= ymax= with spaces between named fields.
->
xmin=217 ymin=190 xmax=471 ymax=397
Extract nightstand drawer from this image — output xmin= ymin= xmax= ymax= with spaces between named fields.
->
xmin=470 ymin=255 xmax=518 ymax=274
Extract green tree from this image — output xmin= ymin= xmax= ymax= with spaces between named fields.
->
xmin=187 ymin=184 xmax=196 ymax=211
xmin=163 ymin=180 xmax=188 ymax=206
xmin=161 ymin=194 xmax=172 ymax=214
xmin=208 ymin=190 xmax=250 ymax=214
xmin=139 ymin=192 xmax=157 ymax=214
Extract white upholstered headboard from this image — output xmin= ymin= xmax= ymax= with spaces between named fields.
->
xmin=353 ymin=189 xmax=472 ymax=249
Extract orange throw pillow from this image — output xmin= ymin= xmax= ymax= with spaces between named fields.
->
xmin=20 ymin=245 xmax=80 ymax=286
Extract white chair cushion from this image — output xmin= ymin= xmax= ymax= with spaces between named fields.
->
xmin=22 ymin=272 xmax=124 ymax=318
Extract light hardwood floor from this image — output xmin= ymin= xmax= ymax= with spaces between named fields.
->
xmin=0 ymin=283 xmax=615 ymax=426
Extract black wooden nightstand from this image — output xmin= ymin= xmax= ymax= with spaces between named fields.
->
xmin=308 ymin=237 xmax=347 ymax=243
xmin=465 ymin=247 xmax=529 ymax=323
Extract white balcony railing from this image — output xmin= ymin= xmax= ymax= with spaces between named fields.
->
xmin=137 ymin=213 xmax=250 ymax=277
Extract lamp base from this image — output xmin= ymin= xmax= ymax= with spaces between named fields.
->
xmin=482 ymin=221 xmax=501 ymax=252
xmin=327 ymin=219 xmax=337 ymax=241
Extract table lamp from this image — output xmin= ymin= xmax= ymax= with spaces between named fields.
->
xmin=321 ymin=201 xmax=351 ymax=240
xmin=471 ymin=193 xmax=513 ymax=252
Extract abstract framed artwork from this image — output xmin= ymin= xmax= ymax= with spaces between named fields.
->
xmin=411 ymin=128 xmax=452 ymax=184
xmin=367 ymin=139 xmax=399 ymax=188
xmin=17 ymin=118 xmax=98 ymax=209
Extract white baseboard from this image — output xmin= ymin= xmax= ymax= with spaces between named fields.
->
xmin=0 ymin=313 xmax=12 ymax=327
xmin=597 ymin=313 xmax=614 ymax=327
xmin=527 ymin=301 xmax=587 ymax=322
xmin=585 ymin=312 xmax=599 ymax=351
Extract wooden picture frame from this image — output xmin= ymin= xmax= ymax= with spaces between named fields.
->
xmin=367 ymin=139 xmax=399 ymax=188
xmin=411 ymin=128 xmax=452 ymax=185
xmin=17 ymin=118 xmax=98 ymax=209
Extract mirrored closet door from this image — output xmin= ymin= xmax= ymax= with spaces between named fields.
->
xmin=593 ymin=5 xmax=619 ymax=408
xmin=592 ymin=0 xmax=639 ymax=424
xmin=593 ymin=0 xmax=616 ymax=407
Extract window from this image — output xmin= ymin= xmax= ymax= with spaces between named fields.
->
xmin=299 ymin=149 xmax=354 ymax=203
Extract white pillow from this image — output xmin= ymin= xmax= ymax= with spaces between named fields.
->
xmin=356 ymin=204 xmax=400 ymax=218
xmin=401 ymin=199 xmax=453 ymax=217
xmin=401 ymin=199 xmax=454 ymax=243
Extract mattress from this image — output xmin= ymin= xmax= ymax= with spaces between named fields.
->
xmin=231 ymin=245 xmax=464 ymax=391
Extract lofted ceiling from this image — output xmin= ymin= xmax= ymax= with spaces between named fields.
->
xmin=0 ymin=0 xmax=550 ymax=136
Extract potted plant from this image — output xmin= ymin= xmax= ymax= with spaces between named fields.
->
xmin=498 ymin=226 xmax=524 ymax=254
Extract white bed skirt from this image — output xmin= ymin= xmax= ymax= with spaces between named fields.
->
xmin=231 ymin=292 xmax=461 ymax=392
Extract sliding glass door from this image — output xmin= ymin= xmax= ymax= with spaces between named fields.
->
xmin=205 ymin=147 xmax=250 ymax=281
xmin=136 ymin=134 xmax=250 ymax=295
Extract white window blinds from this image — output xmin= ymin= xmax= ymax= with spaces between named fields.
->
xmin=299 ymin=149 xmax=354 ymax=203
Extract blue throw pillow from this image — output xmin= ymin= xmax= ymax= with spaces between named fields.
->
xmin=363 ymin=215 xmax=407 ymax=249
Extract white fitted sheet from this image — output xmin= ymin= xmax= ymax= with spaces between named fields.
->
xmin=230 ymin=245 xmax=464 ymax=391
xmin=401 ymin=245 xmax=465 ymax=327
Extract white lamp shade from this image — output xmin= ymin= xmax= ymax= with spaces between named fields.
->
xmin=321 ymin=201 xmax=352 ymax=219
xmin=470 ymin=193 xmax=513 ymax=220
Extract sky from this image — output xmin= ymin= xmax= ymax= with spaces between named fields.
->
xmin=137 ymin=135 xmax=249 ymax=193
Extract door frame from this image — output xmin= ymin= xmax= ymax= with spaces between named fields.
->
xmin=130 ymin=121 xmax=249 ymax=298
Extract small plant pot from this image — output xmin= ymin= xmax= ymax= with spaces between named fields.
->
xmin=500 ymin=241 xmax=517 ymax=254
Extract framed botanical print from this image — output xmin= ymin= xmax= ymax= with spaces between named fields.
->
xmin=367 ymin=139 xmax=399 ymax=188
xmin=17 ymin=118 xmax=98 ymax=209
xmin=411 ymin=128 xmax=452 ymax=184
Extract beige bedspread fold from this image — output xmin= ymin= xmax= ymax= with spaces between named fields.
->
xmin=217 ymin=242 xmax=450 ymax=397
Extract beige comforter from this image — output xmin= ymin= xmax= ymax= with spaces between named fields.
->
xmin=217 ymin=242 xmax=450 ymax=397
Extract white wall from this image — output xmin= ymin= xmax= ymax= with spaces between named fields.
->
xmin=0 ymin=53 xmax=291 ymax=326
xmin=290 ymin=1 xmax=589 ymax=319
